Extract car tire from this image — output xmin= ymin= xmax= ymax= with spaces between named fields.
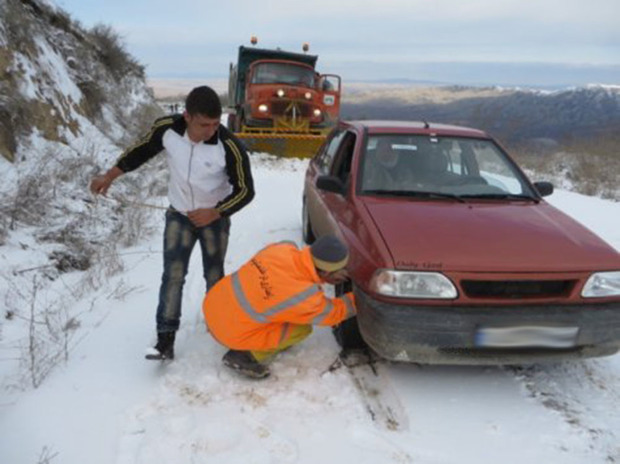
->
xmin=332 ymin=280 xmax=368 ymax=350
xmin=333 ymin=317 xmax=367 ymax=350
xmin=302 ymin=197 xmax=316 ymax=244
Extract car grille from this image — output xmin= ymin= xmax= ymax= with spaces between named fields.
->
xmin=461 ymin=280 xmax=577 ymax=299
xmin=271 ymin=100 xmax=311 ymax=117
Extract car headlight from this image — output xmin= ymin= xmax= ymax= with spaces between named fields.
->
xmin=258 ymin=104 xmax=268 ymax=112
xmin=581 ymin=271 xmax=620 ymax=297
xmin=370 ymin=270 xmax=458 ymax=299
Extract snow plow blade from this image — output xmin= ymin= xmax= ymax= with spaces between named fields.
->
xmin=235 ymin=132 xmax=325 ymax=159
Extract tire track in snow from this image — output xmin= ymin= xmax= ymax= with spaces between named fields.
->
xmin=507 ymin=357 xmax=620 ymax=462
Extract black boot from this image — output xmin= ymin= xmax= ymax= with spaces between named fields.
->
xmin=145 ymin=332 xmax=175 ymax=360
xmin=222 ymin=349 xmax=270 ymax=379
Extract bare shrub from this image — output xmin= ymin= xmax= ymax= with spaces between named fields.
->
xmin=123 ymin=103 xmax=165 ymax=145
xmin=88 ymin=23 xmax=144 ymax=80
xmin=5 ymin=158 xmax=57 ymax=229
xmin=36 ymin=445 xmax=59 ymax=464
xmin=510 ymin=141 xmax=620 ymax=201
xmin=107 ymin=279 xmax=144 ymax=301
xmin=1 ymin=0 xmax=37 ymax=48
xmin=0 ymin=91 xmax=37 ymax=162
xmin=7 ymin=276 xmax=80 ymax=388
xmin=0 ymin=98 xmax=19 ymax=162
xmin=77 ymin=81 xmax=106 ymax=118
xmin=77 ymin=241 xmax=126 ymax=298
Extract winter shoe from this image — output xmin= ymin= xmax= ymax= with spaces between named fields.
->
xmin=145 ymin=331 xmax=176 ymax=360
xmin=222 ymin=349 xmax=270 ymax=379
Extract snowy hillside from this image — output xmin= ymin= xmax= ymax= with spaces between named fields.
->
xmin=0 ymin=0 xmax=165 ymax=376
xmin=0 ymin=0 xmax=161 ymax=163
xmin=0 ymin=154 xmax=618 ymax=464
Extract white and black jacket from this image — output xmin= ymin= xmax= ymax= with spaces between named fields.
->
xmin=115 ymin=115 xmax=254 ymax=217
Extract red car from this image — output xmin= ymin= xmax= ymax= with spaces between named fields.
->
xmin=302 ymin=120 xmax=620 ymax=364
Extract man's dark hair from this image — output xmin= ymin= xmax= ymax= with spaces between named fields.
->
xmin=185 ymin=85 xmax=222 ymax=118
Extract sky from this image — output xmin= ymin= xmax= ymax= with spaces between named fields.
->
xmin=52 ymin=0 xmax=620 ymax=87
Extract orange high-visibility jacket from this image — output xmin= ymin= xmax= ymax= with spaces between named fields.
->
xmin=203 ymin=241 xmax=356 ymax=351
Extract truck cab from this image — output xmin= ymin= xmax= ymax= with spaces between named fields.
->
xmin=228 ymin=42 xmax=341 ymax=143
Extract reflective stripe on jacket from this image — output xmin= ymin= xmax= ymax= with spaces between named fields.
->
xmin=202 ymin=242 xmax=356 ymax=351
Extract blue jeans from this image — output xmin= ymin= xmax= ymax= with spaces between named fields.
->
xmin=156 ymin=208 xmax=230 ymax=333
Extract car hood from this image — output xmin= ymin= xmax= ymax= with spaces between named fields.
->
xmin=362 ymin=198 xmax=620 ymax=272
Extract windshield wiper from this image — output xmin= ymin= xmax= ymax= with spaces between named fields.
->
xmin=363 ymin=190 xmax=467 ymax=203
xmin=460 ymin=193 xmax=540 ymax=203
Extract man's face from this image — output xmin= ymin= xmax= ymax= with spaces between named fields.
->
xmin=377 ymin=142 xmax=398 ymax=168
xmin=184 ymin=112 xmax=220 ymax=143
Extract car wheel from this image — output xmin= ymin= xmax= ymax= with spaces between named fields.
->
xmin=302 ymin=197 xmax=316 ymax=244
xmin=332 ymin=280 xmax=368 ymax=350
xmin=333 ymin=317 xmax=367 ymax=350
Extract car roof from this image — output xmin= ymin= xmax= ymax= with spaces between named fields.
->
xmin=343 ymin=120 xmax=489 ymax=138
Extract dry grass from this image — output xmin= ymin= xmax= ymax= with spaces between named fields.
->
xmin=510 ymin=137 xmax=620 ymax=200
xmin=88 ymin=24 xmax=144 ymax=80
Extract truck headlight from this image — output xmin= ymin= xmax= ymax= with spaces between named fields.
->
xmin=582 ymin=271 xmax=620 ymax=297
xmin=305 ymin=92 xmax=312 ymax=100
xmin=370 ymin=270 xmax=458 ymax=299
xmin=277 ymin=89 xmax=285 ymax=97
xmin=258 ymin=104 xmax=268 ymax=112
xmin=313 ymin=109 xmax=321 ymax=117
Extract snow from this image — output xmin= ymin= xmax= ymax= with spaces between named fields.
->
xmin=0 ymin=154 xmax=619 ymax=464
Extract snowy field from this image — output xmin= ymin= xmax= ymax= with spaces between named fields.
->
xmin=1 ymin=155 xmax=619 ymax=464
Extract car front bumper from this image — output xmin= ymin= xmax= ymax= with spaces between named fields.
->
xmin=355 ymin=287 xmax=620 ymax=365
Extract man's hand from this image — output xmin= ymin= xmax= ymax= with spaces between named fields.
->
xmin=90 ymin=167 xmax=123 ymax=196
xmin=187 ymin=208 xmax=221 ymax=228
xmin=319 ymin=269 xmax=350 ymax=285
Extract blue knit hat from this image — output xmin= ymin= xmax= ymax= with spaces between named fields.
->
xmin=310 ymin=235 xmax=349 ymax=272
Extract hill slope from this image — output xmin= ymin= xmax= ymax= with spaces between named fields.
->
xmin=342 ymin=84 xmax=620 ymax=147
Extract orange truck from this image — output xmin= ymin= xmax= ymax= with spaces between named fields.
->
xmin=227 ymin=39 xmax=342 ymax=158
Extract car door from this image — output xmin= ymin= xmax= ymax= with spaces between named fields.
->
xmin=309 ymin=128 xmax=358 ymax=239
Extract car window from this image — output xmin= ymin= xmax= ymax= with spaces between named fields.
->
xmin=360 ymin=135 xmax=536 ymax=198
xmin=330 ymin=132 xmax=356 ymax=183
xmin=316 ymin=130 xmax=346 ymax=174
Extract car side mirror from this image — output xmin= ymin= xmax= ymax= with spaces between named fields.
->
xmin=533 ymin=181 xmax=554 ymax=197
xmin=316 ymin=175 xmax=345 ymax=195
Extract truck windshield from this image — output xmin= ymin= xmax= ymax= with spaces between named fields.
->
xmin=251 ymin=62 xmax=315 ymax=87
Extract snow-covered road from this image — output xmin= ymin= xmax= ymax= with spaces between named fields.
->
xmin=1 ymin=155 xmax=619 ymax=464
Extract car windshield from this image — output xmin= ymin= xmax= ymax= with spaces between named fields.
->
xmin=359 ymin=135 xmax=538 ymax=199
xmin=251 ymin=62 xmax=315 ymax=87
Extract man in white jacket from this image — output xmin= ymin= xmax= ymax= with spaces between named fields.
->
xmin=90 ymin=86 xmax=255 ymax=360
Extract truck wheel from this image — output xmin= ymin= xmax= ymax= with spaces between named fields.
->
xmin=302 ymin=197 xmax=316 ymax=244
xmin=332 ymin=280 xmax=368 ymax=350
xmin=233 ymin=111 xmax=244 ymax=132
xmin=226 ymin=113 xmax=236 ymax=131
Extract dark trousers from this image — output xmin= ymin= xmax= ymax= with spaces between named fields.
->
xmin=156 ymin=208 xmax=230 ymax=333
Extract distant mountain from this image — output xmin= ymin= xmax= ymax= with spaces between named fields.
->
xmin=341 ymin=85 xmax=620 ymax=147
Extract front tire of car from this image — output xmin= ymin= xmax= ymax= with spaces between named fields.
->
xmin=332 ymin=280 xmax=368 ymax=350
xmin=302 ymin=197 xmax=316 ymax=244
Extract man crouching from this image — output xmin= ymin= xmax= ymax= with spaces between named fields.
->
xmin=202 ymin=235 xmax=356 ymax=379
